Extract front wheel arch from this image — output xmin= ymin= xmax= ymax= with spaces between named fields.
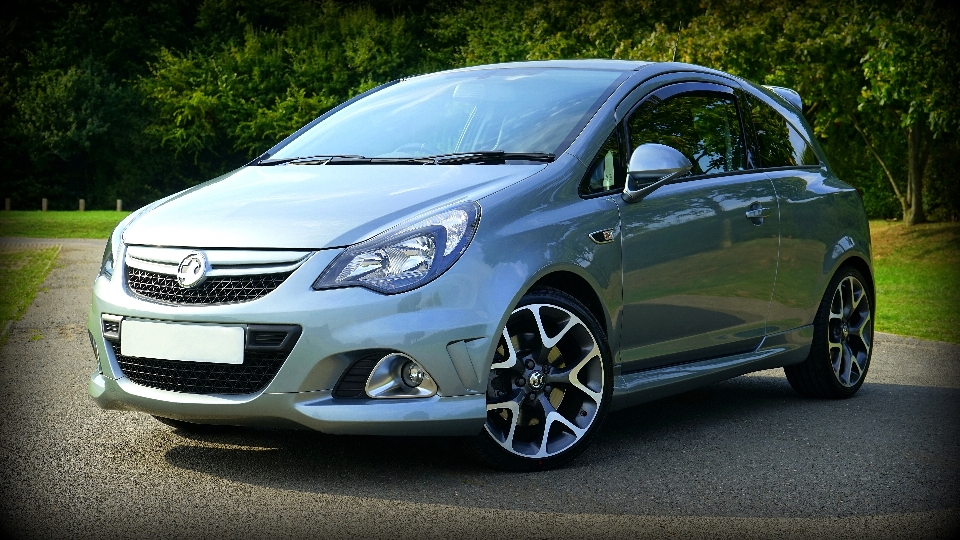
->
xmin=531 ymin=270 xmax=610 ymax=340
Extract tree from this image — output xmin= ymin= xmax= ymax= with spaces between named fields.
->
xmin=140 ymin=3 xmax=426 ymax=166
xmin=858 ymin=1 xmax=960 ymax=224
xmin=3 ymin=0 xmax=198 ymax=209
xmin=624 ymin=0 xmax=959 ymax=225
xmin=2 ymin=0 xmax=958 ymax=217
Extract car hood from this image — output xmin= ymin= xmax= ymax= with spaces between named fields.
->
xmin=123 ymin=164 xmax=545 ymax=249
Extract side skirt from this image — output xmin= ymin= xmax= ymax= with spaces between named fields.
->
xmin=610 ymin=324 xmax=813 ymax=411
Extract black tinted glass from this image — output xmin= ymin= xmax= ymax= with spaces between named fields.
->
xmin=628 ymin=92 xmax=746 ymax=175
xmin=749 ymin=97 xmax=820 ymax=167
xmin=581 ymin=130 xmax=624 ymax=195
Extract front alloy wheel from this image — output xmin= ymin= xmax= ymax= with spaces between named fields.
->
xmin=471 ymin=288 xmax=612 ymax=471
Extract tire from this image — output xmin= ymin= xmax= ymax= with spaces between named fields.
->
xmin=784 ymin=266 xmax=874 ymax=399
xmin=152 ymin=415 xmax=227 ymax=434
xmin=468 ymin=287 xmax=613 ymax=471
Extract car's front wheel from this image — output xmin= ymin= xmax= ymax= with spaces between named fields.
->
xmin=785 ymin=266 xmax=874 ymax=398
xmin=469 ymin=288 xmax=613 ymax=471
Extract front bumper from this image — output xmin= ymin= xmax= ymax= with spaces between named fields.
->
xmin=89 ymin=372 xmax=484 ymax=435
xmin=88 ymin=247 xmax=493 ymax=436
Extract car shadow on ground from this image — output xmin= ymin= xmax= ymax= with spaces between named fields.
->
xmin=159 ymin=374 xmax=960 ymax=517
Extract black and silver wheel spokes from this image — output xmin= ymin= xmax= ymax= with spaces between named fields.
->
xmin=827 ymin=276 xmax=872 ymax=387
xmin=485 ymin=304 xmax=604 ymax=458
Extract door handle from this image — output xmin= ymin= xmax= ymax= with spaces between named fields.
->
xmin=745 ymin=203 xmax=771 ymax=225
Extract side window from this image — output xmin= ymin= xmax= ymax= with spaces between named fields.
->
xmin=747 ymin=95 xmax=820 ymax=167
xmin=580 ymin=129 xmax=624 ymax=195
xmin=628 ymin=91 xmax=746 ymax=176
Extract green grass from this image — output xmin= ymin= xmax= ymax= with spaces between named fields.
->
xmin=871 ymin=220 xmax=960 ymax=343
xmin=0 ymin=246 xmax=61 ymax=344
xmin=0 ymin=210 xmax=129 ymax=239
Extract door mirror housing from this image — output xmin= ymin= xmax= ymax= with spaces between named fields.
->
xmin=622 ymin=143 xmax=693 ymax=202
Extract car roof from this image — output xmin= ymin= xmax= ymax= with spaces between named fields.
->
xmin=451 ymin=59 xmax=653 ymax=72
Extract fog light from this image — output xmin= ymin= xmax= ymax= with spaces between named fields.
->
xmin=401 ymin=361 xmax=425 ymax=387
xmin=365 ymin=353 xmax=437 ymax=398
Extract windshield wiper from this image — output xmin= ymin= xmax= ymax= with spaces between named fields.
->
xmin=428 ymin=151 xmax=556 ymax=165
xmin=264 ymin=155 xmax=436 ymax=165
xmin=253 ymin=154 xmax=353 ymax=166
xmin=255 ymin=157 xmax=298 ymax=166
xmin=325 ymin=156 xmax=436 ymax=165
xmin=256 ymin=151 xmax=556 ymax=166
xmin=288 ymin=155 xmax=364 ymax=165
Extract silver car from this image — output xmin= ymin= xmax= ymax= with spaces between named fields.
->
xmin=89 ymin=60 xmax=874 ymax=470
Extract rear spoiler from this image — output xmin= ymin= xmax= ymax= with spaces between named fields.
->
xmin=764 ymin=85 xmax=803 ymax=113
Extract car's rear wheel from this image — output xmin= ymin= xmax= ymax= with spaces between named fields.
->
xmin=469 ymin=288 xmax=613 ymax=471
xmin=785 ymin=266 xmax=874 ymax=398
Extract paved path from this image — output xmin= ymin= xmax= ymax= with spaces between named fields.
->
xmin=1 ymin=240 xmax=958 ymax=539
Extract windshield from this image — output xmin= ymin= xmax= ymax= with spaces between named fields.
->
xmin=270 ymin=68 xmax=624 ymax=161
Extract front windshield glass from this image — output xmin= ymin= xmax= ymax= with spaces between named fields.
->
xmin=270 ymin=68 xmax=624 ymax=160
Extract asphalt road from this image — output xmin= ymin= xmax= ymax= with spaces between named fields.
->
xmin=1 ymin=239 xmax=958 ymax=539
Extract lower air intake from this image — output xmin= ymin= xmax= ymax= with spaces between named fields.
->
xmin=332 ymin=355 xmax=383 ymax=398
xmin=112 ymin=342 xmax=288 ymax=395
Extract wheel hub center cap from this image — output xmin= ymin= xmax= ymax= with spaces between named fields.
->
xmin=528 ymin=371 xmax=545 ymax=390
xmin=841 ymin=323 xmax=850 ymax=338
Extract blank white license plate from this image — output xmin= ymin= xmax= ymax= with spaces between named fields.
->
xmin=120 ymin=320 xmax=245 ymax=364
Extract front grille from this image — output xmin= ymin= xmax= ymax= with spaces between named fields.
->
xmin=126 ymin=267 xmax=291 ymax=305
xmin=112 ymin=342 xmax=287 ymax=395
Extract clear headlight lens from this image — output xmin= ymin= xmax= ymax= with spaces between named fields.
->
xmin=100 ymin=236 xmax=115 ymax=277
xmin=99 ymin=203 xmax=156 ymax=279
xmin=314 ymin=202 xmax=480 ymax=294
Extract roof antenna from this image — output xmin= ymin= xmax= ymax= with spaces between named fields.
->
xmin=672 ymin=22 xmax=681 ymax=62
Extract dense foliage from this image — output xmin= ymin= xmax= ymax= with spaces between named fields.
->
xmin=2 ymin=0 xmax=958 ymax=221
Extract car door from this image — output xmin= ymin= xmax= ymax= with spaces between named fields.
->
xmin=616 ymin=81 xmax=780 ymax=371
xmin=739 ymin=90 xmax=869 ymax=337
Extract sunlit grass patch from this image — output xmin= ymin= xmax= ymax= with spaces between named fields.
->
xmin=0 ymin=246 xmax=61 ymax=345
xmin=870 ymin=220 xmax=960 ymax=343
xmin=0 ymin=211 xmax=129 ymax=239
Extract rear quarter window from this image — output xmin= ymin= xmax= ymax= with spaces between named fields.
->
xmin=746 ymin=94 xmax=820 ymax=168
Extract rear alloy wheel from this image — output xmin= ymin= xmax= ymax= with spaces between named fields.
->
xmin=785 ymin=267 xmax=874 ymax=398
xmin=470 ymin=288 xmax=612 ymax=471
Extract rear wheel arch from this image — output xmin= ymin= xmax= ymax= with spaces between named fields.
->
xmin=835 ymin=254 xmax=875 ymax=305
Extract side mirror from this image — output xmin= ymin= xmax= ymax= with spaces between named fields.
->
xmin=622 ymin=143 xmax=693 ymax=203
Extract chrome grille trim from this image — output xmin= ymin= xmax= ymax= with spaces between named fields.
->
xmin=125 ymin=246 xmax=311 ymax=276
xmin=122 ymin=246 xmax=310 ymax=305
